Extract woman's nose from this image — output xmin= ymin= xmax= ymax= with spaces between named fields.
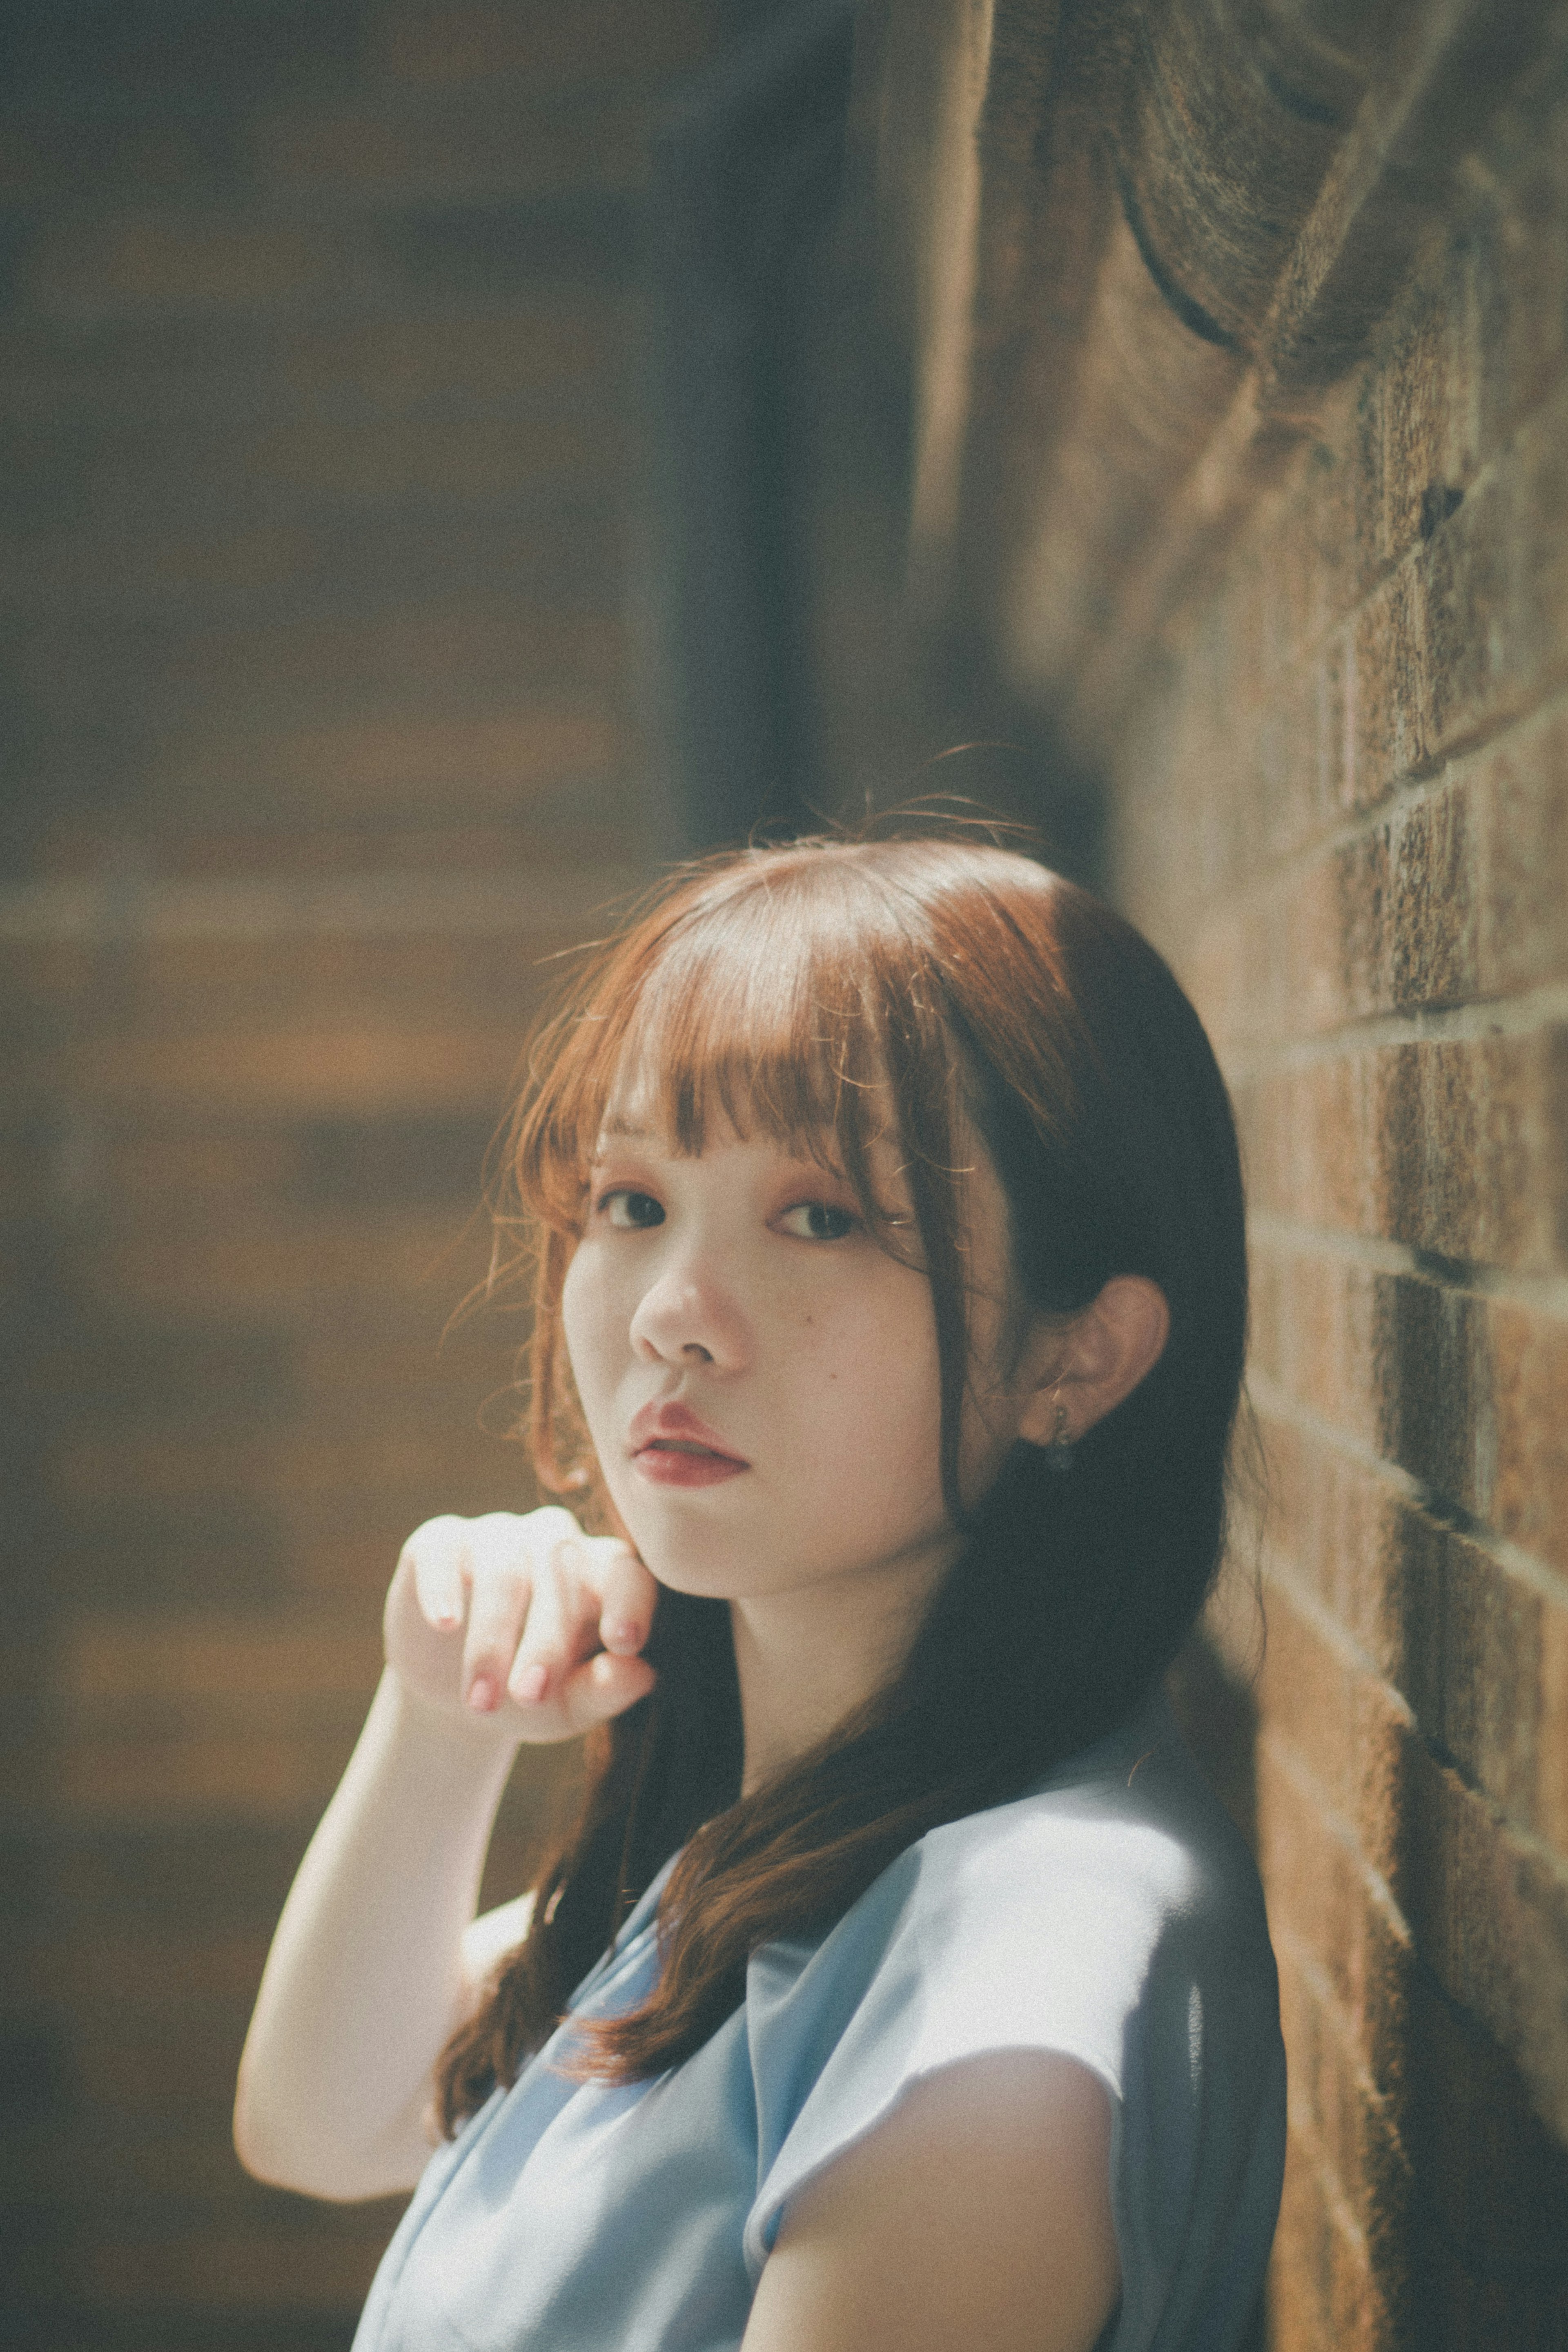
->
xmin=628 ymin=1259 xmax=748 ymax=1371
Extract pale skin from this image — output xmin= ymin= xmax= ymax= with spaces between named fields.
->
xmin=234 ymin=1104 xmax=1167 ymax=2351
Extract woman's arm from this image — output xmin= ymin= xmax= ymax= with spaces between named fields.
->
xmin=234 ymin=1667 xmax=524 ymax=2199
xmin=233 ymin=1509 xmax=657 ymax=2202
xmin=741 ymin=2051 xmax=1120 ymax=2352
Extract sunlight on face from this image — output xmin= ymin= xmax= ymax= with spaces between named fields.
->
xmin=558 ymin=1094 xmax=1044 ymax=1623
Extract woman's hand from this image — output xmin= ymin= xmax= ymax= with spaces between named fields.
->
xmin=384 ymin=1507 xmax=659 ymax=1743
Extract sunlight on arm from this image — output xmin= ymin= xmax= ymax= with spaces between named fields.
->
xmin=742 ymin=2050 xmax=1119 ymax=2352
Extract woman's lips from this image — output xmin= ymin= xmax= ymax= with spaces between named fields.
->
xmin=627 ymin=1401 xmax=750 ymax=1486
xmin=633 ymin=1440 xmax=749 ymax=1488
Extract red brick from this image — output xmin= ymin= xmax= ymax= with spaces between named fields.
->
xmin=1250 ymin=1236 xmax=1568 ymax=1576
xmin=248 ymin=410 xmax=626 ymax=504
xmin=251 ymin=91 xmax=644 ymax=201
xmin=1461 ymin=52 xmax=1568 ymax=476
xmin=66 ymin=1024 xmax=528 ymax=1119
xmin=1248 ymin=1236 xmax=1384 ymax=1448
xmin=96 ymin=1127 xmax=299 ymax=1210
xmin=1488 ymin=1298 xmax=1568 ymax=1578
xmin=0 ymin=1927 xmax=270 ymax=2014
xmin=1186 ymin=694 xmax=1568 ymax=1061
xmin=159 ymin=600 xmax=628 ymax=713
xmin=77 ymin=1211 xmax=487 ymax=1314
xmin=1301 ymin=379 xmax=1568 ymax=818
xmin=280 ymin=299 xmax=628 ymax=404
xmin=1471 ymin=694 xmax=1568 ymax=997
xmin=1404 ymin=1963 xmax=1568 ymax=2288
xmin=152 ymin=707 xmax=630 ymax=819
xmin=1269 ymin=2122 xmax=1390 ymax=2352
xmin=1254 ymin=1406 xmax=1568 ymax=1854
xmin=52 ymin=1716 xmax=366 ymax=1824
xmin=1256 ymin=1578 xmax=1411 ymax=1888
xmin=1275 ymin=1935 xmax=1413 ymax=2300
xmin=1256 ymin=1732 xmax=1414 ymax=2100
xmin=0 ymin=116 xmax=226 ymax=210
xmin=1235 ymin=1026 xmax=1568 ymax=1271
xmin=1255 ymin=1581 xmax=1568 ymax=2141
xmin=56 ymin=1615 xmax=382 ymax=1705
xmin=19 ymin=919 xmax=594 ymax=1036
xmin=115 ymin=816 xmax=638 ymax=880
xmin=1395 ymin=1732 xmax=1568 ymax=2146
xmin=373 ymin=0 xmax=722 ymax=90
xmin=32 ymin=214 xmax=341 ymax=321
xmin=49 ymin=1415 xmax=510 ymax=1514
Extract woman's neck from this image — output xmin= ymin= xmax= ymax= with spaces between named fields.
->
xmin=729 ymin=1541 xmax=958 ymax=1796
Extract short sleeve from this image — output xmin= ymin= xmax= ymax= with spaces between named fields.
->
xmin=741 ymin=1792 xmax=1194 ymax=2269
xmin=739 ymin=1762 xmax=1285 ymax=2352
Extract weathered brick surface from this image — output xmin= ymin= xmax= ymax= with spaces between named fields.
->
xmin=1187 ymin=696 xmax=1568 ymax=1070
xmin=1098 ymin=19 xmax=1568 ymax=2343
xmin=1235 ymin=1028 xmax=1568 ymax=1271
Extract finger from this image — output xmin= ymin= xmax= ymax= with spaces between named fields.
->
xmin=506 ymin=1532 xmax=601 ymax=1707
xmin=406 ymin=1517 xmax=468 ymax=1631
xmin=460 ymin=1519 xmax=536 ymax=1714
xmin=560 ymin=1646 xmax=658 ymax=1732
xmin=582 ymin=1539 xmax=658 ymax=1655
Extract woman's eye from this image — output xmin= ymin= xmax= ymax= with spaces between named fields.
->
xmin=600 ymin=1189 xmax=664 ymax=1229
xmin=778 ymin=1201 xmax=858 ymax=1242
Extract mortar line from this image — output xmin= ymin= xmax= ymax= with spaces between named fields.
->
xmin=1220 ymin=977 xmax=1568 ymax=1085
xmin=1247 ymin=1207 xmax=1568 ymax=1314
xmin=1273 ymin=1922 xmax=1410 ymax=2146
xmin=1276 ymin=2100 xmax=1377 ymax=2262
xmin=1265 ymin=362 xmax=1568 ymax=679
xmin=1246 ymin=1361 xmax=1568 ymax=1608
xmin=1260 ymin=1719 xmax=1413 ymax=1952
xmin=1254 ymin=1539 xmax=1415 ymax=1715
xmin=1178 ymin=677 xmax=1568 ymax=945
xmin=1258 ymin=1519 xmax=1568 ymax=1867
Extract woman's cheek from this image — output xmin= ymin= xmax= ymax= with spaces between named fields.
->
xmin=560 ymin=1243 xmax=617 ymax=1389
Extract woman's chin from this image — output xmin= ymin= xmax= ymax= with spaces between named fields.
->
xmin=639 ymin=1541 xmax=754 ymax=1603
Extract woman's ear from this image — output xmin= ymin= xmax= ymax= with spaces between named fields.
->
xmin=1015 ymin=1275 xmax=1170 ymax=1448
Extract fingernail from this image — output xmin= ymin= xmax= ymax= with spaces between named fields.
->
xmin=467 ymin=1674 xmax=497 ymax=1712
xmin=514 ymin=1663 xmax=548 ymax=1701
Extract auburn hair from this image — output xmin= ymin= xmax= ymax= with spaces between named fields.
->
xmin=435 ymin=831 xmax=1248 ymax=2129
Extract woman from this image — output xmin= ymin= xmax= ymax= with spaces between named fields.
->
xmin=235 ymin=833 xmax=1285 ymax=2351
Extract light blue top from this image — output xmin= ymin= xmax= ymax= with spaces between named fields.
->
xmin=354 ymin=1694 xmax=1285 ymax=2352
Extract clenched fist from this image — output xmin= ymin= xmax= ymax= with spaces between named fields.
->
xmin=384 ymin=1507 xmax=659 ymax=1743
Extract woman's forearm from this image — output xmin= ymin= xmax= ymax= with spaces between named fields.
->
xmin=234 ymin=1668 xmax=522 ymax=2201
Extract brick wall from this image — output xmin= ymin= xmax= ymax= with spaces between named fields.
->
xmin=0 ymin=5 xmax=728 ymax=2345
xmin=1103 ymin=42 xmax=1568 ymax=2350
xmin=861 ymin=1 xmax=1568 ymax=2340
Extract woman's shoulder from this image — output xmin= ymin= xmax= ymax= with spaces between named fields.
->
xmin=909 ymin=1693 xmax=1271 ymax=1959
xmin=742 ymin=1694 xmax=1285 ymax=2287
xmin=749 ymin=1691 xmax=1278 ymax=2100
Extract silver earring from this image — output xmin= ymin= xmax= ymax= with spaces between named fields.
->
xmin=1045 ymin=1400 xmax=1075 ymax=1476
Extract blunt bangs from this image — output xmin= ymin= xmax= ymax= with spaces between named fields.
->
xmin=514 ymin=856 xmax=959 ymax=1239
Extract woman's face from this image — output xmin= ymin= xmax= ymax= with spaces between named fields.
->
xmin=559 ymin=1095 xmax=1038 ymax=1615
